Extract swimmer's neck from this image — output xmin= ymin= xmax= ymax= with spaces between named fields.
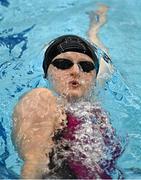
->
xmin=58 ymin=94 xmax=89 ymax=106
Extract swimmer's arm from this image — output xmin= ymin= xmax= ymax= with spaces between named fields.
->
xmin=12 ymin=88 xmax=65 ymax=178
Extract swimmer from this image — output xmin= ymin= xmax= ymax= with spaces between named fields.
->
xmin=12 ymin=35 xmax=122 ymax=179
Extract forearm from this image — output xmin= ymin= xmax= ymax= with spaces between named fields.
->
xmin=21 ymin=141 xmax=53 ymax=179
xmin=17 ymin=124 xmax=55 ymax=178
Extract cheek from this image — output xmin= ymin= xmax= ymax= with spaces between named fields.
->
xmin=84 ymin=73 xmax=95 ymax=84
xmin=50 ymin=71 xmax=69 ymax=91
xmin=82 ymin=74 xmax=96 ymax=90
xmin=54 ymin=72 xmax=68 ymax=84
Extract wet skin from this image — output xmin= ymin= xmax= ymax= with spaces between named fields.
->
xmin=48 ymin=51 xmax=97 ymax=101
xmin=12 ymin=52 xmax=97 ymax=178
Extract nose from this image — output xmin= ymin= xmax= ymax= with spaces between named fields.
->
xmin=70 ymin=63 xmax=80 ymax=77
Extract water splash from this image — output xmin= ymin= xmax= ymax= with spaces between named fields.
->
xmin=47 ymin=101 xmax=124 ymax=179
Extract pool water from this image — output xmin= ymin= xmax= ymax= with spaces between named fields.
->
xmin=0 ymin=0 xmax=141 ymax=179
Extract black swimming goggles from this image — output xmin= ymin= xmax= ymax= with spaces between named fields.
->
xmin=51 ymin=58 xmax=95 ymax=73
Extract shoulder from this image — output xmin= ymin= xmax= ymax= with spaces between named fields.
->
xmin=19 ymin=88 xmax=53 ymax=100
xmin=18 ymin=87 xmax=54 ymax=104
xmin=14 ymin=88 xmax=56 ymax=117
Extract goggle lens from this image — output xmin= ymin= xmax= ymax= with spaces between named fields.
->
xmin=51 ymin=58 xmax=95 ymax=73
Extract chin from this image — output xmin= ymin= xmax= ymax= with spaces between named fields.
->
xmin=57 ymin=88 xmax=86 ymax=101
xmin=65 ymin=90 xmax=84 ymax=101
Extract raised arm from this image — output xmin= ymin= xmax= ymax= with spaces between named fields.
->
xmin=12 ymin=88 xmax=66 ymax=178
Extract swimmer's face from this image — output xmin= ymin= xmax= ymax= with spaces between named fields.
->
xmin=48 ymin=51 xmax=96 ymax=101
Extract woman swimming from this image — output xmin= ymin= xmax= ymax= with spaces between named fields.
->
xmin=12 ymin=35 xmax=122 ymax=179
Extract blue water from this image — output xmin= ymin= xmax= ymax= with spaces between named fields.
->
xmin=0 ymin=0 xmax=141 ymax=179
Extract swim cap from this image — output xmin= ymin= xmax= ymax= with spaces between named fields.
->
xmin=43 ymin=35 xmax=99 ymax=77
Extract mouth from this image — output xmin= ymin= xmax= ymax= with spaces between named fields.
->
xmin=69 ymin=80 xmax=80 ymax=88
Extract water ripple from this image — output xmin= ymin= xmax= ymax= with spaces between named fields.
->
xmin=0 ymin=0 xmax=9 ymax=7
xmin=0 ymin=119 xmax=9 ymax=164
xmin=0 ymin=24 xmax=35 ymax=58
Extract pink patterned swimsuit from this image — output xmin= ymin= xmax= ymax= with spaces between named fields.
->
xmin=45 ymin=105 xmax=123 ymax=179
